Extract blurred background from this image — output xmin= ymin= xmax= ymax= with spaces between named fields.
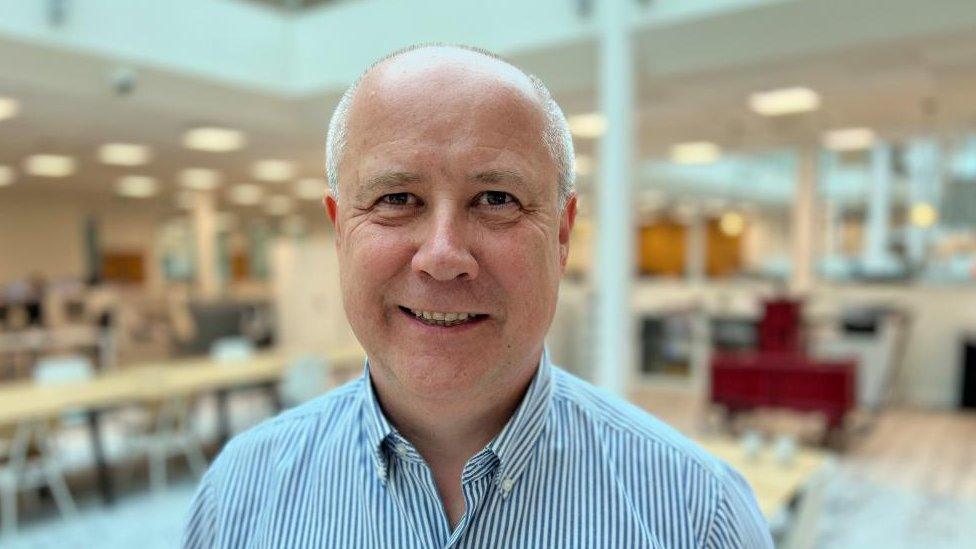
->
xmin=2 ymin=0 xmax=976 ymax=547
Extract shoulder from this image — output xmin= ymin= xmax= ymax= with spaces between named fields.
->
xmin=551 ymin=367 xmax=719 ymax=471
xmin=205 ymin=377 xmax=364 ymax=485
xmin=550 ymin=368 xmax=772 ymax=547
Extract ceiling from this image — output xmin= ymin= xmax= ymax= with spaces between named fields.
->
xmin=1 ymin=1 xmax=976 ymax=217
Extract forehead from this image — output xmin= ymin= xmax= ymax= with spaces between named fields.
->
xmin=344 ymin=50 xmax=552 ymax=176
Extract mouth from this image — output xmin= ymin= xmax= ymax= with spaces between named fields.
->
xmin=397 ymin=305 xmax=489 ymax=328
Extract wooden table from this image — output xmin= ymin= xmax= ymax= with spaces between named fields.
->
xmin=0 ymin=347 xmax=365 ymax=503
xmin=700 ymin=438 xmax=833 ymax=520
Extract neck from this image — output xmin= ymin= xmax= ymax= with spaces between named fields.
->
xmin=370 ymin=357 xmax=539 ymax=466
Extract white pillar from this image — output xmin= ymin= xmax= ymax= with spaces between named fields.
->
xmin=904 ymin=138 xmax=940 ymax=265
xmin=192 ymin=191 xmax=220 ymax=298
xmin=862 ymin=142 xmax=896 ymax=276
xmin=686 ymin=208 xmax=706 ymax=284
xmin=790 ymin=146 xmax=818 ymax=294
xmin=594 ymin=0 xmax=634 ymax=395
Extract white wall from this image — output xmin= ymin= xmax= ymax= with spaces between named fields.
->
xmin=0 ymin=192 xmax=86 ymax=284
xmin=0 ymin=192 xmax=163 ymax=287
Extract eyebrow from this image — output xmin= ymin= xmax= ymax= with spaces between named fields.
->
xmin=357 ymin=171 xmax=422 ymax=202
xmin=467 ymin=169 xmax=526 ymax=187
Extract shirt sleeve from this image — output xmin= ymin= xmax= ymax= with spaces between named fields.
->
xmin=181 ymin=473 xmax=218 ymax=549
xmin=706 ymin=464 xmax=774 ymax=549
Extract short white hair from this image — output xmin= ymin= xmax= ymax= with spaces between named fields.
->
xmin=325 ymin=44 xmax=576 ymax=209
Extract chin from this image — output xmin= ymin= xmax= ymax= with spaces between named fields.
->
xmin=385 ymin=352 xmax=492 ymax=397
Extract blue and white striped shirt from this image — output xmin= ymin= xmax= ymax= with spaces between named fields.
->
xmin=182 ymin=351 xmax=772 ymax=548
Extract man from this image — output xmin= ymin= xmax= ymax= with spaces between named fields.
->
xmin=183 ymin=44 xmax=772 ymax=548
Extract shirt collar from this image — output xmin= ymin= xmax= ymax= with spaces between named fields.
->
xmin=359 ymin=348 xmax=554 ymax=488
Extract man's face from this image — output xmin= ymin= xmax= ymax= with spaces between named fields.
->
xmin=326 ymin=53 xmax=576 ymax=403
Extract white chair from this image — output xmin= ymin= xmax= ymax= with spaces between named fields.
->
xmin=777 ymin=457 xmax=838 ymax=549
xmin=210 ymin=336 xmax=255 ymax=363
xmin=280 ymin=356 xmax=331 ymax=407
xmin=0 ymin=356 xmax=90 ymax=536
xmin=121 ymin=396 xmax=208 ymax=494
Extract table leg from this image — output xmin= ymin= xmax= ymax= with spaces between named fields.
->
xmin=216 ymin=389 xmax=231 ymax=448
xmin=86 ymin=410 xmax=114 ymax=505
xmin=264 ymin=381 xmax=283 ymax=414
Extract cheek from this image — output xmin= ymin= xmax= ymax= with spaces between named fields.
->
xmin=341 ymin=227 xmax=413 ymax=307
xmin=480 ymin=229 xmax=561 ymax=319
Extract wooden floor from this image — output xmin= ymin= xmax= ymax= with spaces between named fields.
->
xmin=629 ymin=386 xmax=976 ymax=500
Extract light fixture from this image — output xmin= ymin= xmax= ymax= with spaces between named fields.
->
xmin=24 ymin=154 xmax=76 ymax=177
xmin=670 ymin=142 xmax=721 ymax=165
xmin=823 ymin=127 xmax=876 ymax=151
xmin=719 ymin=212 xmax=745 ymax=237
xmin=115 ymin=175 xmax=158 ymax=198
xmin=229 ymin=183 xmax=264 ymax=205
xmin=573 ymin=155 xmax=593 ymax=177
xmin=266 ymin=195 xmax=293 ymax=216
xmin=748 ymin=87 xmax=821 ymax=116
xmin=294 ymin=178 xmax=326 ymax=200
xmin=909 ymin=202 xmax=938 ymax=228
xmin=182 ymin=126 xmax=246 ymax=152
xmin=0 ymin=97 xmax=20 ymax=121
xmin=252 ymin=159 xmax=294 ymax=182
xmin=0 ymin=165 xmax=14 ymax=187
xmin=98 ymin=143 xmax=152 ymax=166
xmin=179 ymin=168 xmax=222 ymax=190
xmin=567 ymin=113 xmax=607 ymax=139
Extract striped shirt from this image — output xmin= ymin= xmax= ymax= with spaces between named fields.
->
xmin=182 ymin=350 xmax=773 ymax=548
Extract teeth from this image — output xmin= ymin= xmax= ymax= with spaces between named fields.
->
xmin=408 ymin=308 xmax=479 ymax=325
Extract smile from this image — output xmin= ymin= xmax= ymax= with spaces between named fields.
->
xmin=398 ymin=306 xmax=488 ymax=327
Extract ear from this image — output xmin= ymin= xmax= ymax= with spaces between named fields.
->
xmin=558 ymin=193 xmax=578 ymax=271
xmin=324 ymin=191 xmax=341 ymax=247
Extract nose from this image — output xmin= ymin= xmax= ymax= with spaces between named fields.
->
xmin=411 ymin=206 xmax=479 ymax=281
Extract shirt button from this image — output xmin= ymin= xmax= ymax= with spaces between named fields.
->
xmin=500 ymin=478 xmax=515 ymax=493
xmin=395 ymin=443 xmax=409 ymax=456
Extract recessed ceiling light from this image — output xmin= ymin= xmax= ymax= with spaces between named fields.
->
xmin=823 ymin=127 xmax=876 ymax=151
xmin=719 ymin=212 xmax=745 ymax=236
xmin=670 ymin=142 xmax=721 ymax=165
xmin=294 ymin=178 xmax=326 ymax=200
xmin=909 ymin=202 xmax=938 ymax=228
xmin=24 ymin=154 xmax=76 ymax=177
xmin=0 ymin=97 xmax=20 ymax=121
xmin=266 ymin=195 xmax=293 ymax=216
xmin=253 ymin=159 xmax=295 ymax=182
xmin=179 ymin=168 xmax=222 ymax=190
xmin=748 ymin=87 xmax=821 ymax=116
xmin=574 ymin=155 xmax=593 ymax=176
xmin=183 ymin=127 xmax=246 ymax=152
xmin=99 ymin=143 xmax=152 ymax=166
xmin=0 ymin=165 xmax=14 ymax=187
xmin=115 ymin=175 xmax=158 ymax=198
xmin=568 ymin=113 xmax=607 ymax=139
xmin=229 ymin=183 xmax=264 ymax=206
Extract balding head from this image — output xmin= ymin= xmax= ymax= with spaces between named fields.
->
xmin=326 ymin=44 xmax=575 ymax=209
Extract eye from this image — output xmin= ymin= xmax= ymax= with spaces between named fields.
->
xmin=476 ymin=191 xmax=518 ymax=208
xmin=378 ymin=193 xmax=419 ymax=206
